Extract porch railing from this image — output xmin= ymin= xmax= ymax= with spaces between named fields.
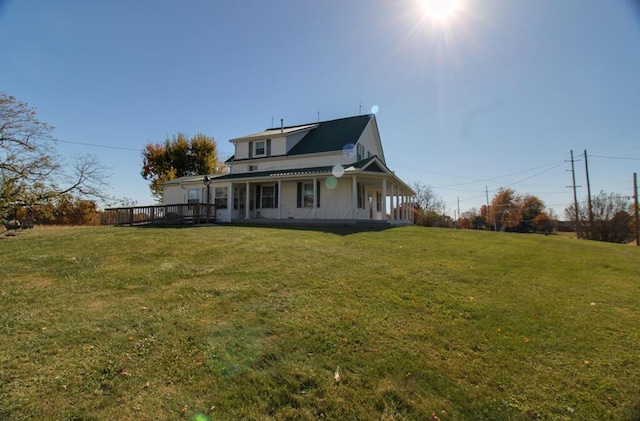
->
xmin=102 ymin=203 xmax=216 ymax=226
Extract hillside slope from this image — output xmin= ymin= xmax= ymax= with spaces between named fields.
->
xmin=1 ymin=226 xmax=638 ymax=420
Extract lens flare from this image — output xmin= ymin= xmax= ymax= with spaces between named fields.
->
xmin=325 ymin=176 xmax=338 ymax=189
xmin=332 ymin=164 xmax=345 ymax=178
xmin=342 ymin=144 xmax=355 ymax=159
xmin=370 ymin=105 xmax=379 ymax=114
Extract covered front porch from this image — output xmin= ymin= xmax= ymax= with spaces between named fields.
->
xmin=222 ymin=173 xmax=415 ymax=226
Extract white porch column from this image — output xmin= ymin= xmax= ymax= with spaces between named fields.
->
xmin=390 ymin=184 xmax=395 ymax=222
xmin=382 ymin=178 xmax=387 ymax=220
xmin=400 ymin=192 xmax=405 ymax=221
xmin=228 ymin=184 xmax=234 ymax=221
xmin=277 ymin=180 xmax=282 ymax=219
xmin=313 ymin=177 xmax=318 ymax=219
xmin=403 ymin=193 xmax=407 ymax=221
xmin=352 ymin=176 xmax=358 ymax=220
xmin=395 ymin=186 xmax=399 ymax=222
xmin=245 ymin=181 xmax=250 ymax=219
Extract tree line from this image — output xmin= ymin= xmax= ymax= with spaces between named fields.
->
xmin=410 ymin=182 xmax=638 ymax=244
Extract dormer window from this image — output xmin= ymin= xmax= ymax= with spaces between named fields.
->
xmin=256 ymin=141 xmax=265 ymax=156
xmin=248 ymin=139 xmax=271 ymax=158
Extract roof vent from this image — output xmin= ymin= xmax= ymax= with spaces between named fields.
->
xmin=280 ymin=118 xmax=284 ymax=132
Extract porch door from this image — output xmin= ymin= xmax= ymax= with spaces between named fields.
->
xmin=234 ymin=186 xmax=246 ymax=219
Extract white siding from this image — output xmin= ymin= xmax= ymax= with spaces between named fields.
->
xmin=230 ymin=152 xmax=357 ymax=174
xmin=356 ymin=121 xmax=385 ymax=163
xmin=271 ymin=136 xmax=287 ymax=156
xmin=162 ymin=185 xmax=186 ymax=205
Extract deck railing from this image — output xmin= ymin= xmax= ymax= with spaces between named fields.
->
xmin=102 ymin=203 xmax=216 ymax=226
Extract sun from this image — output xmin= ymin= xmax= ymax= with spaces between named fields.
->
xmin=419 ymin=0 xmax=464 ymax=23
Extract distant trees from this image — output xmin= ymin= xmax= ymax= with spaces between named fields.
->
xmin=0 ymin=94 xmax=110 ymax=223
xmin=484 ymin=188 xmax=554 ymax=233
xmin=16 ymin=194 xmax=100 ymax=226
xmin=565 ymin=191 xmax=634 ymax=244
xmin=141 ymin=133 xmax=226 ymax=201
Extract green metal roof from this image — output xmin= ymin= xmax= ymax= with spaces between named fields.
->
xmin=185 ymin=156 xmax=390 ymax=183
xmin=287 ymin=114 xmax=373 ymax=156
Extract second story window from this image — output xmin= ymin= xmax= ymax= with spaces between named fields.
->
xmin=256 ymin=141 xmax=265 ymax=155
xmin=357 ymin=144 xmax=365 ymax=161
xmin=249 ymin=165 xmax=258 ymax=172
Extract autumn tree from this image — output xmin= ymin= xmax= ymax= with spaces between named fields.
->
xmin=141 ymin=133 xmax=226 ymax=201
xmin=489 ymin=188 xmax=522 ymax=231
xmin=0 ymin=94 xmax=110 ymax=221
xmin=519 ymin=194 xmax=545 ymax=232
xmin=565 ymin=191 xmax=634 ymax=243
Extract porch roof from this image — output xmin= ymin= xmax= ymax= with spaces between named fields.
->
xmin=212 ymin=156 xmax=382 ymax=181
xmin=162 ymin=156 xmax=415 ymax=194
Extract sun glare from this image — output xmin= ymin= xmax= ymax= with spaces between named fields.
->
xmin=419 ymin=0 xmax=464 ymax=23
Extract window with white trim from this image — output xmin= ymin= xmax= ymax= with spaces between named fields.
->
xmin=256 ymin=140 xmax=265 ymax=156
xmin=296 ymin=181 xmax=321 ymax=208
xmin=214 ymin=187 xmax=228 ymax=208
xmin=249 ymin=165 xmax=258 ymax=172
xmin=187 ymin=188 xmax=199 ymax=204
xmin=261 ymin=185 xmax=275 ymax=208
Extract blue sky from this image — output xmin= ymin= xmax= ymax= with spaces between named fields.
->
xmin=2 ymin=0 xmax=639 ymax=217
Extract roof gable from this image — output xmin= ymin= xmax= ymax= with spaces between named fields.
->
xmin=287 ymin=114 xmax=373 ymax=156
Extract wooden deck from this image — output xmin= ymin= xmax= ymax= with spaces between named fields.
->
xmin=102 ymin=204 xmax=216 ymax=226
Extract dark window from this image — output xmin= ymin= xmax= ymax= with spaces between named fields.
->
xmin=214 ymin=187 xmax=227 ymax=209
xmin=297 ymin=182 xmax=320 ymax=208
xmin=188 ymin=188 xmax=199 ymax=204
xmin=357 ymin=183 xmax=365 ymax=209
xmin=256 ymin=141 xmax=265 ymax=155
xmin=261 ymin=185 xmax=275 ymax=208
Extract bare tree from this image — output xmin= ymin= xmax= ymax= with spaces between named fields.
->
xmin=411 ymin=181 xmax=444 ymax=212
xmin=0 ymin=93 xmax=111 ymax=220
xmin=410 ymin=181 xmax=446 ymax=227
xmin=565 ymin=191 xmax=634 ymax=243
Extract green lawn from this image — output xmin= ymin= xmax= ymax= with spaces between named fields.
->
xmin=1 ymin=225 xmax=638 ymax=420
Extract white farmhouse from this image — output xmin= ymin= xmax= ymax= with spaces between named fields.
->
xmin=162 ymin=114 xmax=415 ymax=226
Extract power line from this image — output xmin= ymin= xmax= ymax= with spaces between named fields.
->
xmin=55 ymin=139 xmax=144 ymax=152
xmin=589 ymin=154 xmax=640 ymax=161
xmin=435 ymin=160 xmax=567 ymax=189
xmin=54 ymin=138 xmax=235 ymax=158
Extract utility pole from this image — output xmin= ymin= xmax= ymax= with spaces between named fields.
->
xmin=567 ymin=150 xmax=581 ymax=236
xmin=634 ymin=172 xmax=639 ymax=247
xmin=584 ymin=150 xmax=594 ymax=233
xmin=457 ymin=196 xmax=461 ymax=229
xmin=485 ymin=185 xmax=493 ymax=231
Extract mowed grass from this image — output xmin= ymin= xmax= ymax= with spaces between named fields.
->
xmin=1 ymin=225 xmax=639 ymax=420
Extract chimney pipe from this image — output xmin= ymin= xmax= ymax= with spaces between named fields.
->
xmin=280 ymin=118 xmax=284 ymax=132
